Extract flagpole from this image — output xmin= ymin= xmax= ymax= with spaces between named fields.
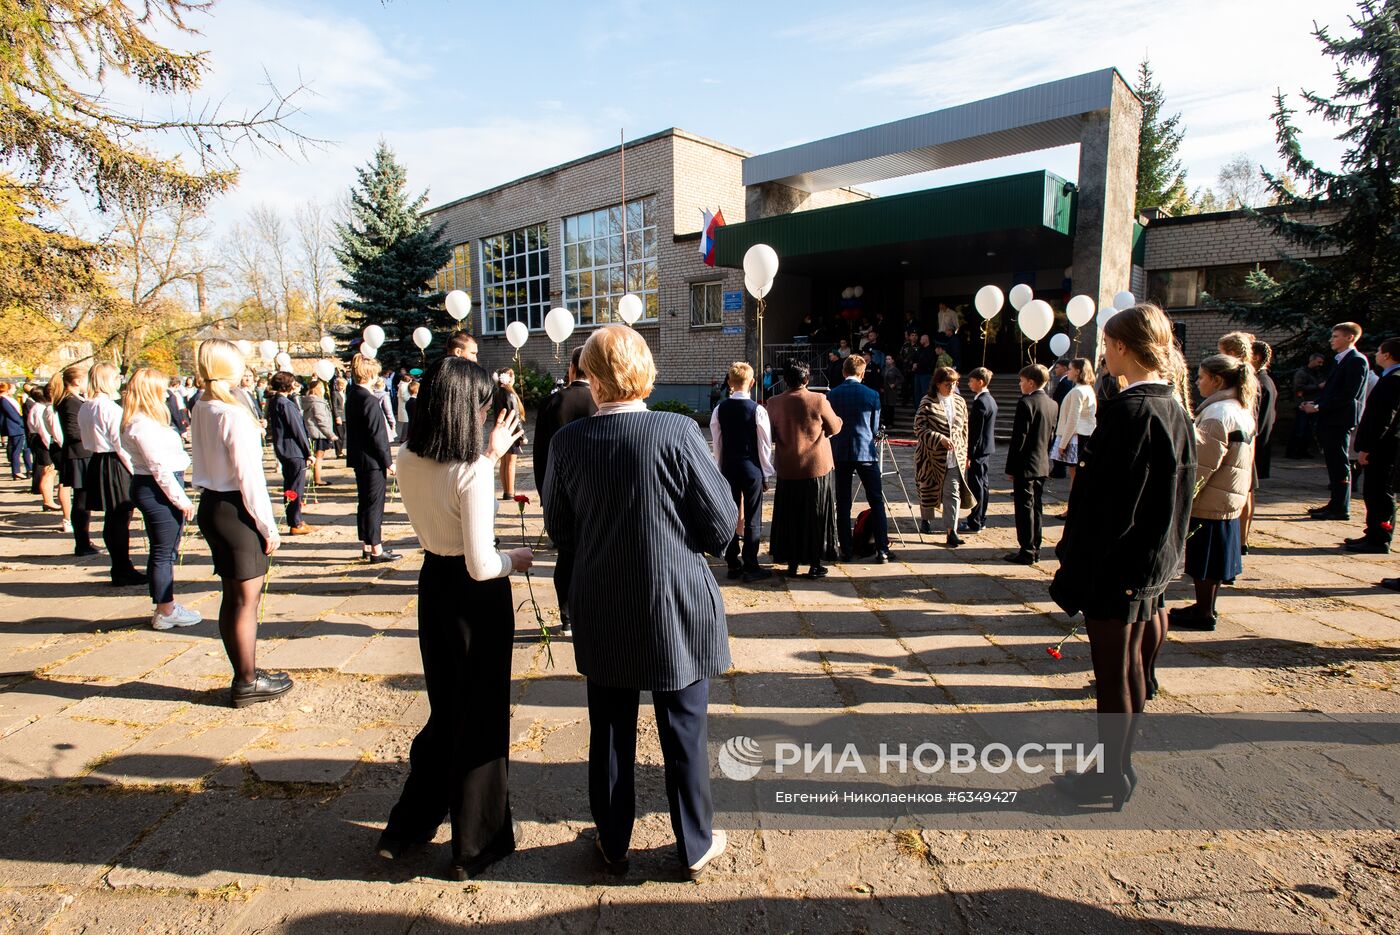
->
xmin=619 ymin=128 xmax=626 ymax=323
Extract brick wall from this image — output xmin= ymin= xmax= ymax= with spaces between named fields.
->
xmin=1143 ymin=206 xmax=1341 ymax=269
xmin=421 ymin=129 xmax=752 ymax=404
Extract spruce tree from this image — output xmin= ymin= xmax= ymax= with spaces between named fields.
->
xmin=1134 ymin=59 xmax=1190 ymax=215
xmin=1235 ymin=0 xmax=1400 ymax=356
xmin=335 ymin=142 xmax=451 ymax=370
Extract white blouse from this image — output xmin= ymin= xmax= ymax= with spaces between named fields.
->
xmin=78 ymin=396 xmax=133 ymax=471
xmin=27 ymin=403 xmax=53 ymax=446
xmin=123 ymin=414 xmax=193 ymax=511
xmin=396 ymin=448 xmax=512 ymax=581
xmin=191 ymin=399 xmax=277 ymax=544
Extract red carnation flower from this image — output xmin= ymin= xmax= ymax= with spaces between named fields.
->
xmin=1046 ymin=646 xmax=1062 ymax=659
xmin=284 ymin=490 xmax=298 ymax=502
xmin=513 ymin=494 xmax=530 ymax=505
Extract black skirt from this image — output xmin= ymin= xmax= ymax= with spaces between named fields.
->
xmin=58 ymin=453 xmax=88 ymax=489
xmin=28 ymin=435 xmax=51 ymax=467
xmin=85 ymin=451 xmax=133 ymax=512
xmin=198 ymin=489 xmax=270 ymax=581
xmin=769 ymin=471 xmax=838 ymax=566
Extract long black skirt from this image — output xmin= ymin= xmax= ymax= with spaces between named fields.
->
xmin=85 ymin=451 xmax=133 ymax=512
xmin=769 ymin=472 xmax=838 ymax=566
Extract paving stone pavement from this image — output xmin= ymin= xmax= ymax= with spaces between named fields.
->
xmin=0 ymin=439 xmax=1396 ymax=933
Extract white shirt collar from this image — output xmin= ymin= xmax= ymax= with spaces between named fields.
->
xmin=1124 ymin=379 xmax=1169 ymax=391
xmin=1336 ymin=347 xmax=1356 ymax=362
xmin=594 ymin=400 xmax=647 ymax=417
xmin=728 ymin=390 xmax=752 ymax=400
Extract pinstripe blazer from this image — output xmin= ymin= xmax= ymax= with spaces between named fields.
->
xmin=542 ymin=410 xmax=738 ymax=691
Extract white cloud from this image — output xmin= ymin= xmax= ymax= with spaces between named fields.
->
xmin=793 ymin=0 xmax=1355 ymax=190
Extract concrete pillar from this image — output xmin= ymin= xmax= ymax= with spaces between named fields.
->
xmin=1072 ymin=72 xmax=1142 ymax=361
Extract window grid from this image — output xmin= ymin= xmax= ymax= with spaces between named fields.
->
xmin=562 ymin=196 xmax=659 ymax=327
xmin=481 ymin=225 xmax=550 ymax=334
xmin=690 ymin=281 xmax=723 ymax=327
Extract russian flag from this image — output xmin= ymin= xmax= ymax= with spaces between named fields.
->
xmin=699 ymin=208 xmax=725 ymax=266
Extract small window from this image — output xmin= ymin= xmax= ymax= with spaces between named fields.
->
xmin=1147 ymin=269 xmax=1202 ymax=309
xmin=690 ymin=281 xmax=723 ymax=327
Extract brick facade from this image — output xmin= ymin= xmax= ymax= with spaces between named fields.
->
xmin=1141 ymin=205 xmax=1343 ymax=367
xmin=422 ymin=129 xmax=753 ymax=409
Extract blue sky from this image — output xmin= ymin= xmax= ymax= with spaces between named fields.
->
xmin=149 ymin=0 xmax=1355 ymax=230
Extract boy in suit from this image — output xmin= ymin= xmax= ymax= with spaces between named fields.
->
xmin=1302 ymin=322 xmax=1370 ymax=519
xmin=1004 ymin=364 xmax=1056 ymax=564
xmin=962 ymin=367 xmax=997 ymax=534
xmin=828 ymin=354 xmax=891 ymax=563
xmin=709 ymin=361 xmax=775 ymax=582
xmin=1346 ymin=339 xmax=1400 ymax=553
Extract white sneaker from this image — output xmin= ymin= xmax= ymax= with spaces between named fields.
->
xmin=687 ymin=829 xmax=727 ymax=879
xmin=152 ymin=604 xmax=202 ymax=630
xmin=61 ymin=520 xmax=72 ymax=533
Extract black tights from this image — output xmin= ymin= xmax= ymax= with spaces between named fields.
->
xmin=1085 ymin=617 xmax=1148 ymax=777
xmin=1189 ymin=578 xmax=1221 ymax=616
xmin=1143 ymin=609 xmax=1168 ymax=698
xmin=218 ymin=576 xmax=266 ymax=684
xmin=70 ymin=487 xmax=92 ymax=551
xmin=103 ymin=506 xmax=136 ymax=576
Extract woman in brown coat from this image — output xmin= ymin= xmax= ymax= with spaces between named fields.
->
xmin=765 ymin=360 xmax=842 ymax=578
xmin=914 ymin=367 xmax=974 ymax=547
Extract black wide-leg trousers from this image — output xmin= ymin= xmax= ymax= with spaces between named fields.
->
xmin=384 ymin=551 xmax=515 ymax=864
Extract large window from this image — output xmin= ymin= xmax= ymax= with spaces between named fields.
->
xmin=429 ymin=243 xmax=471 ymax=293
xmin=690 ymin=281 xmax=723 ymax=327
xmin=562 ymin=196 xmax=658 ymax=326
xmin=1147 ymin=269 xmax=1202 ymax=309
xmin=481 ymin=224 xmax=550 ymax=333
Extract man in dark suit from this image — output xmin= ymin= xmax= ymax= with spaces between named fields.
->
xmin=1345 ymin=339 xmax=1400 ymax=553
xmin=534 ymin=346 xmax=599 ymax=634
xmin=1252 ymin=341 xmax=1278 ymax=481
xmin=1004 ymin=364 xmax=1057 ymax=564
xmin=1302 ymin=323 xmax=1370 ymax=519
xmin=165 ymin=378 xmax=190 ymax=436
xmin=345 ymin=356 xmax=398 ymax=562
xmin=961 ymin=367 xmax=998 ymax=534
xmin=828 ymin=355 xmax=891 ymax=563
xmin=710 ymin=361 xmax=776 ymax=580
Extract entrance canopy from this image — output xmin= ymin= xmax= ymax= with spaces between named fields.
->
xmin=714 ymin=171 xmax=1074 ymax=277
xmin=743 ymin=69 xmax=1124 ymax=193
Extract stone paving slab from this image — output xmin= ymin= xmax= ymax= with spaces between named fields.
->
xmin=0 ymin=446 xmax=1396 ymax=931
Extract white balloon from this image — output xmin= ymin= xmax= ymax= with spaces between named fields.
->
xmin=319 ymin=335 xmax=336 ymax=354
xmin=274 ymin=352 xmax=292 ymax=370
xmin=974 ymin=285 xmax=1004 ymax=321
xmin=505 ymin=321 xmax=529 ymax=349
xmin=360 ymin=343 xmax=378 ymax=360
xmin=544 ymin=307 xmax=575 ymax=344
xmin=853 ymin=285 xmax=864 ymax=298
xmin=412 ymin=327 xmax=432 ymax=350
xmin=742 ymin=243 xmax=779 ymax=284
xmin=236 ymin=340 xmax=254 ymax=358
xmin=1048 ymin=333 xmax=1072 ymax=357
xmin=1113 ymin=290 xmax=1136 ymax=311
xmin=445 ymin=290 xmax=472 ymax=321
xmin=363 ymin=325 xmax=385 ymax=349
xmin=1009 ymin=284 xmax=1034 ymax=312
xmin=744 ymin=274 xmax=772 ymax=300
xmin=841 ymin=287 xmax=853 ymax=300
xmin=259 ymin=340 xmax=277 ymax=361
xmin=617 ymin=293 xmax=644 ymax=325
xmin=1097 ymin=304 xmax=1119 ymax=328
xmin=314 ymin=359 xmax=336 ymax=382
xmin=1018 ymin=299 xmax=1054 ymax=342
xmin=1065 ymin=294 xmax=1096 ymax=328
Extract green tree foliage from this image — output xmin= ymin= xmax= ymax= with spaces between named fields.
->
xmin=1233 ymin=1 xmax=1400 ymax=357
xmin=334 ymin=142 xmax=451 ymax=371
xmin=1134 ymin=58 xmax=1190 ymax=215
